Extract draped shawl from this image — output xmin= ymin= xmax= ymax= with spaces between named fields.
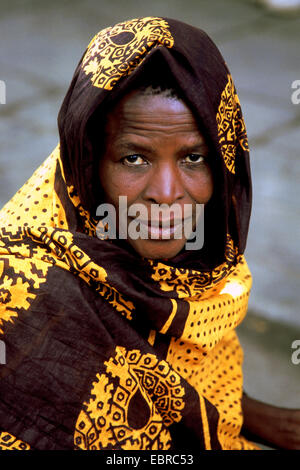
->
xmin=0 ymin=17 xmax=257 ymax=450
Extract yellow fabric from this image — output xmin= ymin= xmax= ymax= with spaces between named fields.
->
xmin=0 ymin=16 xmax=256 ymax=451
xmin=0 ymin=432 xmax=30 ymax=450
xmin=165 ymin=260 xmax=256 ymax=449
xmin=0 ymin=149 xmax=256 ymax=449
xmin=148 ymin=251 xmax=258 ymax=450
xmin=82 ymin=17 xmax=175 ymax=90
xmin=0 ymin=150 xmax=257 ymax=450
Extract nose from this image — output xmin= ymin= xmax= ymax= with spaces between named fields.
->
xmin=142 ymin=162 xmax=185 ymax=205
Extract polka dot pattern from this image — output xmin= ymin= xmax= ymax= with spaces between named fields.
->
xmin=166 ymin=259 xmax=257 ymax=450
xmin=0 ymin=145 xmax=257 ymax=450
xmin=0 ymin=146 xmax=68 ymax=231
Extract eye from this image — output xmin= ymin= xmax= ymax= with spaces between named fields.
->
xmin=122 ymin=155 xmax=148 ymax=166
xmin=183 ymin=154 xmax=205 ymax=164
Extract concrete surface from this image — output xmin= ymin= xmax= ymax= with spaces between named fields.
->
xmin=0 ymin=0 xmax=299 ymax=441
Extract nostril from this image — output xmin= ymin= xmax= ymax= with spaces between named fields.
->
xmin=143 ymin=172 xmax=185 ymax=206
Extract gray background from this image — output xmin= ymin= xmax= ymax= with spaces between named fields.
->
xmin=0 ymin=0 xmax=299 ymax=419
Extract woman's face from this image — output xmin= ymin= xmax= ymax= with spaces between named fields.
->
xmin=99 ymin=90 xmax=214 ymax=259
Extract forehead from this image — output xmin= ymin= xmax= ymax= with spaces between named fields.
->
xmin=105 ymin=90 xmax=204 ymax=138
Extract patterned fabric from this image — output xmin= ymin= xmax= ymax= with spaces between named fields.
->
xmin=0 ymin=17 xmax=256 ymax=450
xmin=82 ymin=17 xmax=174 ymax=90
xmin=216 ymin=74 xmax=249 ymax=174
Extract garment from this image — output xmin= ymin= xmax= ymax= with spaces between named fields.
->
xmin=0 ymin=17 xmax=256 ymax=450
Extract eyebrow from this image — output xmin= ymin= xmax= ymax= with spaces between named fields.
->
xmin=177 ymin=143 xmax=209 ymax=154
xmin=116 ymin=140 xmax=209 ymax=154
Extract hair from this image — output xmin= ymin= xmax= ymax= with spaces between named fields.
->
xmin=135 ymin=84 xmax=182 ymax=100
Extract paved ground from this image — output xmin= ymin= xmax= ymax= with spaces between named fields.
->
xmin=0 ymin=0 xmax=300 ymax=442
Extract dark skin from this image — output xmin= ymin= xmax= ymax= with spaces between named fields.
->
xmin=99 ymin=90 xmax=213 ymax=260
xmin=242 ymin=395 xmax=300 ymax=450
xmin=99 ymin=90 xmax=300 ymax=449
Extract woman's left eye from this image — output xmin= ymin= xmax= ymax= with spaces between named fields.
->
xmin=184 ymin=154 xmax=205 ymax=164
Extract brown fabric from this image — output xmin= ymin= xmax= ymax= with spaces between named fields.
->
xmin=0 ymin=17 xmax=256 ymax=450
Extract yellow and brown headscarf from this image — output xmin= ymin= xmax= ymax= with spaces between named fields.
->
xmin=0 ymin=17 xmax=256 ymax=450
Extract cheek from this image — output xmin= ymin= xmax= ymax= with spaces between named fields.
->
xmin=99 ymin=162 xmax=146 ymax=206
xmin=99 ymin=161 xmax=119 ymax=205
xmin=186 ymin=170 xmax=214 ymax=204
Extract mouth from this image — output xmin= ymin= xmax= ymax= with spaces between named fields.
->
xmin=129 ymin=217 xmax=193 ymax=240
xmin=138 ymin=218 xmax=182 ymax=228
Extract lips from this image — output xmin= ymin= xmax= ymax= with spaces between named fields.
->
xmin=142 ymin=222 xmax=181 ymax=239
xmin=137 ymin=218 xmax=182 ymax=228
xmin=132 ymin=217 xmax=191 ymax=240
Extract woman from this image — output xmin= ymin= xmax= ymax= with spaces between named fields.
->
xmin=0 ymin=16 xmax=299 ymax=451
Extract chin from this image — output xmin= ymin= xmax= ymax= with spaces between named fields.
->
xmin=129 ymin=239 xmax=186 ymax=261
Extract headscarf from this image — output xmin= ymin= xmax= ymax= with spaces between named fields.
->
xmin=0 ymin=17 xmax=256 ymax=450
